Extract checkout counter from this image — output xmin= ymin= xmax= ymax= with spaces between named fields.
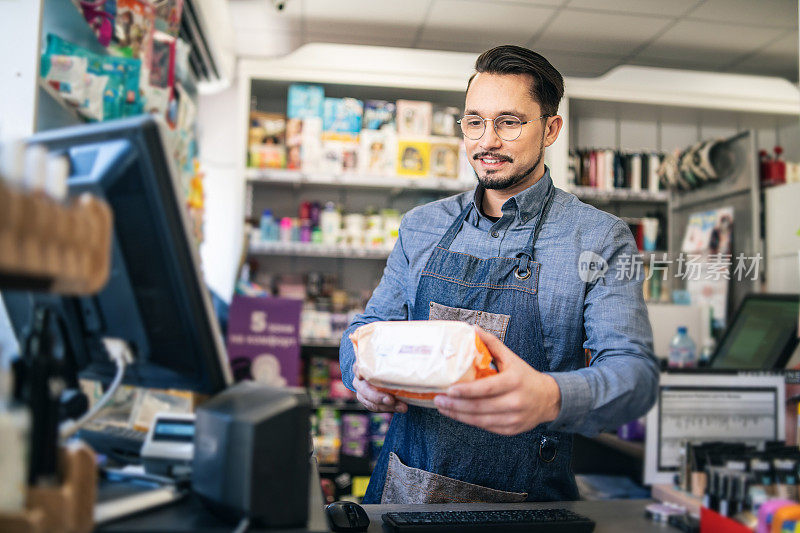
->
xmin=97 ymin=499 xmax=670 ymax=532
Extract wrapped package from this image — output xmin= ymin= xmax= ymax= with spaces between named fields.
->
xmin=351 ymin=320 xmax=496 ymax=407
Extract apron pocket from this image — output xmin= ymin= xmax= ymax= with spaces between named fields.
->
xmin=381 ymin=452 xmax=528 ymax=504
xmin=428 ymin=302 xmax=510 ymax=342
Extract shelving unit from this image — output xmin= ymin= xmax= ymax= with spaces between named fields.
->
xmin=3 ymin=0 xmax=233 ymax=143
xmin=207 ymin=44 xmax=799 ymax=304
xmin=249 ymin=241 xmax=391 ymax=260
xmin=570 ymin=185 xmax=669 ymax=204
xmin=246 ymin=168 xmax=472 ymax=192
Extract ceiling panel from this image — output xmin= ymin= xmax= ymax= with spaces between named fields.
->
xmin=533 ymin=9 xmax=673 ymax=56
xmin=227 ymin=0 xmax=799 ymax=82
xmin=566 ymin=0 xmax=697 ymax=17
xmin=728 ymin=31 xmax=800 ymax=81
xmin=626 ymin=55 xmax=729 ymax=71
xmin=492 ymin=0 xmax=568 ymax=6
xmin=303 ymin=0 xmax=433 ymax=37
xmin=534 ymin=49 xmax=624 ymax=77
xmin=305 ymin=31 xmax=417 ymax=49
xmin=688 ymin=0 xmax=798 ymax=29
xmin=419 ymin=0 xmax=554 ymax=45
xmin=637 ymin=20 xmax=785 ymax=65
xmin=414 ymin=39 xmax=488 ymax=54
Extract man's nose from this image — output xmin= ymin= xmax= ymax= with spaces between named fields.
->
xmin=479 ymin=121 xmax=503 ymax=150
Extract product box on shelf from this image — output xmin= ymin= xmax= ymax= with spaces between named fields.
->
xmin=297 ymin=117 xmax=323 ymax=172
xmin=396 ymin=100 xmax=432 ymax=136
xmin=358 ymin=130 xmax=396 ymax=175
xmin=432 ymin=106 xmax=460 ymax=137
xmin=363 ymin=100 xmax=396 ymax=131
xmin=154 ymin=0 xmax=183 ymax=37
xmin=111 ymin=0 xmax=156 ymax=60
xmin=248 ymin=111 xmax=286 ymax=168
xmin=397 ymin=139 xmax=431 ymax=177
xmin=430 ymin=139 xmax=460 ymax=179
xmin=323 ymin=97 xmax=363 ymax=134
xmin=288 ymin=83 xmax=325 ymax=119
xmin=320 ymin=133 xmax=359 ymax=174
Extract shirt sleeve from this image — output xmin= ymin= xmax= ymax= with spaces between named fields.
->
xmin=339 ymin=220 xmax=411 ymax=392
xmin=546 ymin=220 xmax=660 ymax=436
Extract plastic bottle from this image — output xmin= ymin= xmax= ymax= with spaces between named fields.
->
xmin=700 ymin=337 xmax=716 ymax=367
xmin=259 ymin=209 xmax=278 ymax=242
xmin=279 ymin=217 xmax=293 ymax=243
xmin=320 ymin=202 xmax=341 ymax=245
xmin=668 ymin=326 xmax=697 ymax=368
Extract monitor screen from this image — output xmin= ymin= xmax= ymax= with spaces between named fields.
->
xmin=711 ymin=295 xmax=799 ymax=370
xmin=3 ymin=116 xmax=232 ymax=394
xmin=644 ymin=373 xmax=785 ymax=486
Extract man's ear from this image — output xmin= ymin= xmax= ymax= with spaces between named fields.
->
xmin=543 ymin=115 xmax=563 ymax=148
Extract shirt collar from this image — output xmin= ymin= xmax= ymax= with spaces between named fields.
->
xmin=472 ymin=165 xmax=554 ymax=225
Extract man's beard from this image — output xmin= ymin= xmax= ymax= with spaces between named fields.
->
xmin=475 ymin=135 xmax=544 ymax=191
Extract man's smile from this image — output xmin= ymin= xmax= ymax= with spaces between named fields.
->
xmin=475 ymin=153 xmax=512 ymax=170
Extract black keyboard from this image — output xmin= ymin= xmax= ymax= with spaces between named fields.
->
xmin=382 ymin=508 xmax=596 ymax=533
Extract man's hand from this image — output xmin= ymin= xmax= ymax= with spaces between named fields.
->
xmin=352 ymin=364 xmax=408 ymax=414
xmin=433 ymin=327 xmax=561 ymax=435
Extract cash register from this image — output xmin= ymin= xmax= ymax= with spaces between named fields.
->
xmin=2 ymin=116 xmax=324 ymax=530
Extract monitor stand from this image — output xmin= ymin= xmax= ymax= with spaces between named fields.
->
xmin=306 ymin=456 xmax=329 ymax=532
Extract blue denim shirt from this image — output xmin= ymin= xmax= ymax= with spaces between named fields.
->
xmin=340 ymin=167 xmax=659 ymax=436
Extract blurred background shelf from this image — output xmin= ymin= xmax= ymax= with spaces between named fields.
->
xmin=570 ymin=185 xmax=669 ymax=203
xmin=246 ymin=168 xmax=473 ymax=193
xmin=249 ymin=241 xmax=391 ymax=259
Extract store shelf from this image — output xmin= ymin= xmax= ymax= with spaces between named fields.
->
xmin=303 ymin=338 xmax=342 ymax=348
xmin=36 ymin=78 xmax=85 ymax=131
xmin=570 ymin=185 xmax=669 ymax=203
xmin=249 ymin=241 xmax=391 ymax=259
xmin=246 ymin=167 xmax=473 ymax=193
xmin=312 ymin=398 xmax=367 ymax=411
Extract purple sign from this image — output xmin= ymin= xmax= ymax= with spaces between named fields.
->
xmin=227 ymin=295 xmax=303 ymax=386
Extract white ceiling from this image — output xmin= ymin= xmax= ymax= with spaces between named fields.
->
xmin=228 ymin=0 xmax=799 ymax=81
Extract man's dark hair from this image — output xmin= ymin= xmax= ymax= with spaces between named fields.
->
xmin=468 ymin=45 xmax=564 ymax=117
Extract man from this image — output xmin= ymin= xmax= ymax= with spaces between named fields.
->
xmin=339 ymin=45 xmax=659 ymax=504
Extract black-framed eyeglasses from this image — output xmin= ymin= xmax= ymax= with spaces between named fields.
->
xmin=456 ymin=114 xmax=549 ymax=141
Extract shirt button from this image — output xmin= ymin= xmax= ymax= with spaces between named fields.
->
xmin=491 ymin=230 xmax=499 ymax=238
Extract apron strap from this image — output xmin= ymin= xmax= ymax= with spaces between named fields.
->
xmin=436 ymin=203 xmax=473 ymax=250
xmin=516 ymin=187 xmax=556 ymax=277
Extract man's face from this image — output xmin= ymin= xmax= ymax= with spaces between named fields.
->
xmin=464 ymin=73 xmax=548 ymax=190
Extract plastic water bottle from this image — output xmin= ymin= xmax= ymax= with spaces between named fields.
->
xmin=259 ymin=209 xmax=278 ymax=242
xmin=668 ymin=326 xmax=697 ymax=368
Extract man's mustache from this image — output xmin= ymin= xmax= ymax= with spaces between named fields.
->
xmin=473 ymin=152 xmax=513 ymax=162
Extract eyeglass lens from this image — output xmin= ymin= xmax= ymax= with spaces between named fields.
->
xmin=460 ymin=115 xmax=523 ymax=141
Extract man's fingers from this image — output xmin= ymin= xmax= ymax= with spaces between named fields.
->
xmin=433 ymin=393 xmax=516 ymax=414
xmin=447 ymin=372 xmax=509 ymax=399
xmin=356 ymin=392 xmax=383 ymax=412
xmin=354 ymin=376 xmax=389 ymax=405
xmin=475 ymin=327 xmax=517 ymax=371
xmin=353 ymin=375 xmax=408 ymax=412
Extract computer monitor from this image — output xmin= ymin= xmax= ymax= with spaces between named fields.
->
xmin=709 ymin=293 xmax=799 ymax=370
xmin=2 ymin=116 xmax=232 ymax=394
xmin=644 ymin=373 xmax=785 ymax=485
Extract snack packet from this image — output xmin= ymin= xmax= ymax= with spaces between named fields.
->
xmin=351 ymin=320 xmax=496 ymax=407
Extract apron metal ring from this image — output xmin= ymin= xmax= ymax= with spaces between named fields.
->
xmin=514 ymin=268 xmax=532 ymax=280
xmin=539 ymin=437 xmax=558 ymax=463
